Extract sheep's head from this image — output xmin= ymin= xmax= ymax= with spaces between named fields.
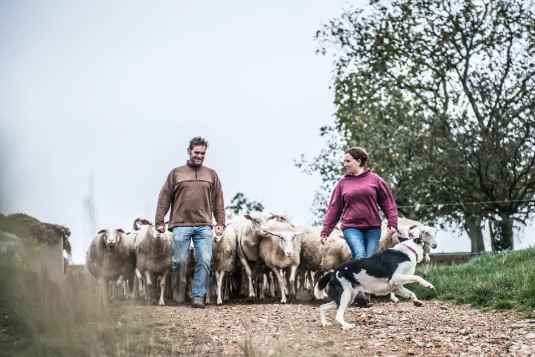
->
xmin=99 ymin=228 xmax=125 ymax=248
xmin=264 ymin=231 xmax=302 ymax=257
xmin=269 ymin=212 xmax=295 ymax=228
xmin=244 ymin=212 xmax=269 ymax=236
xmin=409 ymin=226 xmax=438 ymax=249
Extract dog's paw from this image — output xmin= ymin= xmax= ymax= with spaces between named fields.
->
xmin=425 ymin=283 xmax=435 ymax=289
xmin=341 ymin=323 xmax=355 ymax=330
xmin=413 ymin=300 xmax=423 ymax=307
xmin=321 ymin=322 xmax=332 ymax=328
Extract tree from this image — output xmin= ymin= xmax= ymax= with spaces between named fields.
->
xmin=305 ymin=0 xmax=535 ymax=251
xmin=225 ymin=192 xmax=264 ymax=220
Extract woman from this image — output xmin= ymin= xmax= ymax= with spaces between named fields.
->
xmin=320 ymin=146 xmax=398 ymax=307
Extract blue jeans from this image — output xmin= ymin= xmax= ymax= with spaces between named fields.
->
xmin=343 ymin=227 xmax=381 ymax=260
xmin=172 ymin=226 xmax=213 ymax=300
xmin=343 ymin=227 xmax=381 ymax=299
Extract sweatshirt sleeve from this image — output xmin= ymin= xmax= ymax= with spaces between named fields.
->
xmin=155 ymin=170 xmax=174 ymax=228
xmin=321 ymin=182 xmax=343 ymax=237
xmin=211 ymin=172 xmax=226 ymax=227
xmin=376 ymin=176 xmax=398 ymax=230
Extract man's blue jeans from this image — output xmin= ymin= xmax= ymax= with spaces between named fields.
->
xmin=172 ymin=226 xmax=213 ymax=301
xmin=342 ymin=227 xmax=381 ymax=260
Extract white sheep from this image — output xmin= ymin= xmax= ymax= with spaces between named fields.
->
xmin=132 ymin=219 xmax=173 ymax=306
xmin=85 ymin=227 xmax=136 ymax=301
xmin=234 ymin=212 xmax=274 ymax=301
xmin=260 ymin=225 xmax=303 ymax=303
xmin=210 ymin=223 xmax=238 ymax=305
xmin=296 ymin=225 xmax=351 ymax=300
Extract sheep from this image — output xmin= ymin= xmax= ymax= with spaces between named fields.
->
xmin=377 ymin=217 xmax=423 ymax=252
xmin=234 ymin=212 xmax=274 ymax=301
xmin=269 ymin=212 xmax=295 ymax=228
xmin=295 ymin=225 xmax=351 ymax=300
xmin=408 ymin=225 xmax=439 ymax=278
xmin=132 ymin=219 xmax=173 ymax=306
xmin=209 ymin=225 xmax=238 ymax=305
xmin=260 ymin=225 xmax=303 ymax=303
xmin=85 ymin=227 xmax=136 ymax=301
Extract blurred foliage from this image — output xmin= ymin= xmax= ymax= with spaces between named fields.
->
xmin=226 ymin=192 xmax=265 ymax=220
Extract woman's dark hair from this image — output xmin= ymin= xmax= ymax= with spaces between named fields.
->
xmin=189 ymin=136 xmax=209 ymax=150
xmin=345 ymin=147 xmax=368 ymax=167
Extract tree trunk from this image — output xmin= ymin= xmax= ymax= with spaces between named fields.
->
xmin=490 ymin=216 xmax=514 ymax=251
xmin=464 ymin=215 xmax=485 ymax=253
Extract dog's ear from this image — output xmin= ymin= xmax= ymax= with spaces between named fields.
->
xmin=398 ymin=236 xmax=410 ymax=242
xmin=414 ymin=238 xmax=423 ymax=245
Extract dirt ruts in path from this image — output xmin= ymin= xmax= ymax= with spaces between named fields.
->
xmin=123 ymin=299 xmax=535 ymax=356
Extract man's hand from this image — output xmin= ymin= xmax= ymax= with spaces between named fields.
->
xmin=214 ymin=225 xmax=224 ymax=236
xmin=156 ymin=225 xmax=166 ymax=234
xmin=388 ymin=226 xmax=396 ymax=236
xmin=320 ymin=234 xmax=328 ymax=245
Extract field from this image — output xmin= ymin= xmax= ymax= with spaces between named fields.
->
xmin=1 ymin=249 xmax=535 ymax=356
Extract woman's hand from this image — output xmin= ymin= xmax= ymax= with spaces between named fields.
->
xmin=320 ymin=234 xmax=328 ymax=245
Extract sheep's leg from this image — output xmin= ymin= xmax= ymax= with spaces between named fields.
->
xmin=238 ymin=257 xmax=255 ymax=300
xmin=268 ymin=265 xmax=287 ymax=303
xmin=296 ymin=265 xmax=306 ymax=301
xmin=132 ymin=275 xmax=140 ymax=299
xmin=335 ymin=290 xmax=355 ymax=329
xmin=144 ymin=270 xmax=153 ymax=303
xmin=223 ymin=274 xmax=230 ymax=303
xmin=287 ymin=265 xmax=298 ymax=302
xmin=319 ymin=300 xmax=337 ymax=327
xmin=216 ymin=271 xmax=225 ymax=305
xmin=158 ymin=269 xmax=169 ymax=306
xmin=135 ymin=269 xmax=145 ymax=297
xmin=116 ymin=275 xmax=125 ymax=299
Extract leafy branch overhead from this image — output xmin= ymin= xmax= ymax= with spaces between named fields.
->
xmin=302 ymin=0 xmax=535 ymax=251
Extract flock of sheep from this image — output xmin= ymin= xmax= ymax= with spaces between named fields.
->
xmin=85 ymin=213 xmax=438 ymax=306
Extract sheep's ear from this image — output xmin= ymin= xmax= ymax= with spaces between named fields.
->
xmin=267 ymin=215 xmax=277 ymax=220
xmin=244 ymin=214 xmax=252 ymax=221
xmin=116 ymin=228 xmax=125 ymax=234
xmin=140 ymin=219 xmax=151 ymax=226
xmin=414 ymin=238 xmax=423 ymax=245
xmin=334 ymin=225 xmax=341 ymax=231
xmin=98 ymin=229 xmax=107 ymax=234
xmin=398 ymin=236 xmax=409 ymax=242
xmin=409 ymin=224 xmax=418 ymax=230
xmin=293 ymin=231 xmax=303 ymax=237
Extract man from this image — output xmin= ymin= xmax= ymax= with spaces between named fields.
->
xmin=155 ymin=136 xmax=225 ymax=308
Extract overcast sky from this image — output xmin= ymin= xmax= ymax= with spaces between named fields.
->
xmin=1 ymin=0 xmax=533 ymax=264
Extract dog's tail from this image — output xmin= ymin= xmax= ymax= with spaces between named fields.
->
xmin=314 ymin=272 xmax=333 ymax=299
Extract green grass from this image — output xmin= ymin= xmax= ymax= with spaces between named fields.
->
xmin=408 ymin=247 xmax=535 ymax=317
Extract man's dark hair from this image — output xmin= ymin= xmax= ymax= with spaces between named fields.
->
xmin=345 ymin=146 xmax=368 ymax=166
xmin=189 ymin=136 xmax=209 ymax=150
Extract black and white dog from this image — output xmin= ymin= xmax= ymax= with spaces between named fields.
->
xmin=314 ymin=237 xmax=435 ymax=329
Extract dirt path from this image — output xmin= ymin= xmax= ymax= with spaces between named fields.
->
xmin=115 ymin=298 xmax=535 ymax=356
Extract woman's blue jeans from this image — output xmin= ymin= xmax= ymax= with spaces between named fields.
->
xmin=342 ymin=227 xmax=381 ymax=260
xmin=172 ymin=226 xmax=213 ymax=300
xmin=343 ymin=227 xmax=381 ymax=299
